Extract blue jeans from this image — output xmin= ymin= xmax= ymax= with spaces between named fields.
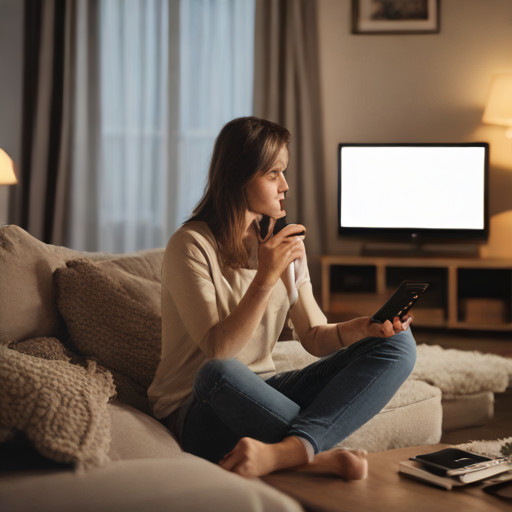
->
xmin=174 ymin=330 xmax=416 ymax=464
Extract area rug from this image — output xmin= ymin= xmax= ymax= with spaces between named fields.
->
xmin=455 ymin=436 xmax=512 ymax=459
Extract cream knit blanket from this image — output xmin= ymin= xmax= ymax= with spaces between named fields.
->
xmin=0 ymin=345 xmax=116 ymax=469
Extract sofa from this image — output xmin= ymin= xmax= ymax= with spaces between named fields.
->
xmin=1 ymin=224 xmax=511 ymax=512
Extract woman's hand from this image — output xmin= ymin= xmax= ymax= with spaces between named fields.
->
xmin=254 ymin=224 xmax=306 ymax=289
xmin=338 ymin=314 xmax=414 ymax=348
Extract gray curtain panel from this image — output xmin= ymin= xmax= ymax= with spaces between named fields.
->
xmin=253 ymin=0 xmax=327 ymax=256
xmin=8 ymin=0 xmax=100 ymax=247
xmin=9 ymin=0 xmax=69 ymax=245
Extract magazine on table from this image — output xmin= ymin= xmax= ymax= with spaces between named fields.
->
xmin=399 ymin=448 xmax=512 ymax=490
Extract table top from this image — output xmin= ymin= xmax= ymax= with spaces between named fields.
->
xmin=261 ymin=444 xmax=510 ymax=512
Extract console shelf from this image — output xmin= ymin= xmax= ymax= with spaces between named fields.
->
xmin=320 ymin=255 xmax=512 ymax=331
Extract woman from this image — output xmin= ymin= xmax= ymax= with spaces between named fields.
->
xmin=148 ymin=117 xmax=416 ymax=480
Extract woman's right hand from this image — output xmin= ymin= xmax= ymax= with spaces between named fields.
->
xmin=254 ymin=224 xmax=306 ymax=288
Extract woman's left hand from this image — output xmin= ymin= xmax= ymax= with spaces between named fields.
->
xmin=338 ymin=314 xmax=414 ymax=347
xmin=367 ymin=314 xmax=414 ymax=338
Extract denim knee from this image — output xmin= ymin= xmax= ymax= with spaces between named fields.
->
xmin=390 ymin=328 xmax=417 ymax=378
xmin=193 ymin=358 xmax=239 ymax=402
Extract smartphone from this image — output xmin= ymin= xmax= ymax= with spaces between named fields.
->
xmin=272 ymin=216 xmax=305 ymax=237
xmin=259 ymin=215 xmax=305 ymax=239
xmin=371 ymin=281 xmax=429 ymax=324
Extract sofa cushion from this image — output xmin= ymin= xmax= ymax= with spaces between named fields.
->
xmin=0 ymin=225 xmax=164 ymax=344
xmin=54 ymin=259 xmax=162 ymax=415
xmin=108 ymin=400 xmax=187 ymax=461
xmin=0 ymin=344 xmax=115 ymax=468
xmin=0 ymin=225 xmax=74 ymax=343
xmin=0 ymin=458 xmax=303 ymax=512
xmin=272 ymin=340 xmax=319 ymax=373
xmin=441 ymin=391 xmax=495 ymax=432
xmin=96 ymin=259 xmax=161 ymax=314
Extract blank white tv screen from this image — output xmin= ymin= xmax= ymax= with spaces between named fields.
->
xmin=340 ymin=145 xmax=486 ymax=231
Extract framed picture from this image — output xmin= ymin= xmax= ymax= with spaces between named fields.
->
xmin=352 ymin=0 xmax=440 ymax=34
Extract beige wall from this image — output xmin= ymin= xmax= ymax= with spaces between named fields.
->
xmin=0 ymin=0 xmax=23 ymax=226
xmin=317 ymin=0 xmax=512 ymax=255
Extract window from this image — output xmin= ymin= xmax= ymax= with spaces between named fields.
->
xmin=98 ymin=0 xmax=255 ymax=253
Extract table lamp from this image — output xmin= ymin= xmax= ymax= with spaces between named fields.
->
xmin=0 ymin=148 xmax=18 ymax=185
xmin=482 ymin=72 xmax=512 ymax=139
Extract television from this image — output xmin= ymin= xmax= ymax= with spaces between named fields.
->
xmin=338 ymin=143 xmax=489 ymax=242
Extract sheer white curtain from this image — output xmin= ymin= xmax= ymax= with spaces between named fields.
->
xmin=95 ymin=0 xmax=255 ymax=253
xmin=165 ymin=0 xmax=255 ymax=237
xmin=98 ymin=0 xmax=169 ymax=253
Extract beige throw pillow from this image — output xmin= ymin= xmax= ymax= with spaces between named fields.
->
xmin=0 ymin=344 xmax=115 ymax=468
xmin=54 ymin=259 xmax=162 ymax=415
xmin=0 ymin=224 xmax=164 ymax=345
xmin=0 ymin=225 xmax=76 ymax=343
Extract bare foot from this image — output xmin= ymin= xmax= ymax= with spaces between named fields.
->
xmin=294 ymin=448 xmax=368 ymax=480
xmin=218 ymin=436 xmax=309 ymax=479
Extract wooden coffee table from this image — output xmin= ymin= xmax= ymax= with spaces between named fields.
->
xmin=261 ymin=444 xmax=510 ymax=512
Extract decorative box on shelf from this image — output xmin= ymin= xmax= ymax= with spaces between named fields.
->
xmin=461 ymin=298 xmax=508 ymax=325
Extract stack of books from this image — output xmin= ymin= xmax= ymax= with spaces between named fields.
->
xmin=399 ymin=448 xmax=512 ymax=490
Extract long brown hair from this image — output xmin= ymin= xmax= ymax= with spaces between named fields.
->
xmin=188 ymin=117 xmax=291 ymax=269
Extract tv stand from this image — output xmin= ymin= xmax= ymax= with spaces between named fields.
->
xmin=361 ymin=243 xmax=480 ymax=259
xmin=320 ymin=254 xmax=512 ymax=331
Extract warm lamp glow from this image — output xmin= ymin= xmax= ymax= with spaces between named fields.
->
xmin=0 ymin=148 xmax=17 ymax=185
xmin=482 ymin=72 xmax=512 ymax=138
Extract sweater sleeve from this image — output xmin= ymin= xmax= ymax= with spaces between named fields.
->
xmin=163 ymin=230 xmax=222 ymax=355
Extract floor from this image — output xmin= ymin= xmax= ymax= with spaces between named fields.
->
xmin=413 ymin=326 xmax=512 ymax=445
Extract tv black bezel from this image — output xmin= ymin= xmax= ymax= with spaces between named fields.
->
xmin=337 ymin=142 xmax=489 ymax=241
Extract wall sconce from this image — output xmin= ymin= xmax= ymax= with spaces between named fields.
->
xmin=482 ymin=72 xmax=512 ymax=139
xmin=0 ymin=148 xmax=18 ymax=185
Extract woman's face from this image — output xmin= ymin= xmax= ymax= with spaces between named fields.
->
xmin=246 ymin=145 xmax=289 ymax=218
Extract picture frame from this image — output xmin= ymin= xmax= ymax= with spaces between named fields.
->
xmin=352 ymin=0 xmax=440 ymax=35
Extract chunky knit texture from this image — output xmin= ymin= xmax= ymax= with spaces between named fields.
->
xmin=54 ymin=259 xmax=162 ymax=415
xmin=9 ymin=336 xmax=85 ymax=365
xmin=0 ymin=344 xmax=115 ymax=469
xmin=412 ymin=344 xmax=512 ymax=398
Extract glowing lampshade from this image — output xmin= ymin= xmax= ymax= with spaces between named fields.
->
xmin=482 ymin=72 xmax=512 ymax=137
xmin=0 ymin=148 xmax=17 ymax=185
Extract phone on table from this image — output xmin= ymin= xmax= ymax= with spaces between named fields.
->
xmin=371 ymin=281 xmax=429 ymax=324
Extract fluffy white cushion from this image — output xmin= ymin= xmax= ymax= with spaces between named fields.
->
xmin=411 ymin=344 xmax=512 ymax=397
